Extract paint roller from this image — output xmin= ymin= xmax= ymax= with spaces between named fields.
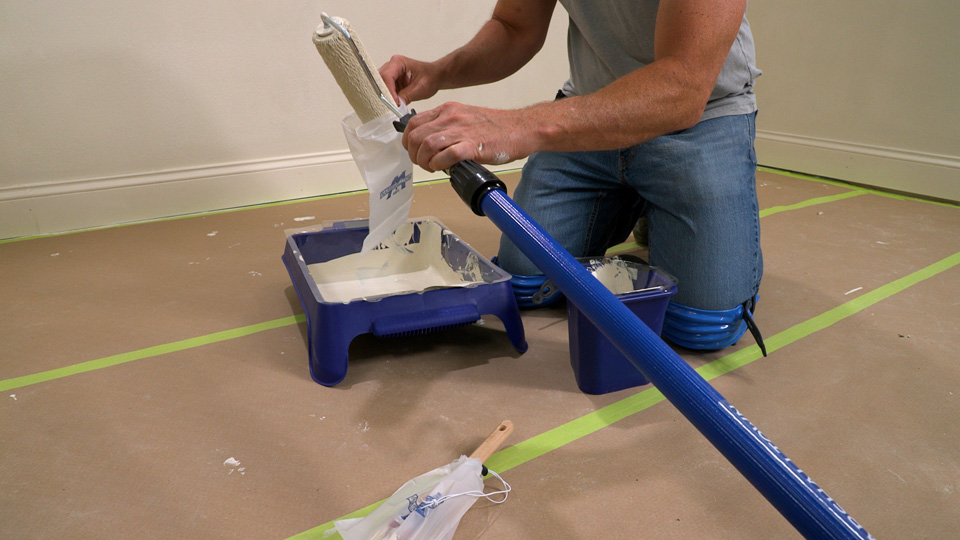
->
xmin=313 ymin=14 xmax=507 ymax=212
xmin=311 ymin=14 xmax=872 ymax=540
xmin=313 ymin=14 xmax=402 ymax=123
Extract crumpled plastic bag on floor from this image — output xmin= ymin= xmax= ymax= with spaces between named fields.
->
xmin=332 ymin=456 xmax=486 ymax=540
xmin=341 ymin=103 xmax=414 ymax=254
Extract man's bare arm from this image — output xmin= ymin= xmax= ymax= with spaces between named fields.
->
xmin=530 ymin=0 xmax=748 ymax=151
xmin=403 ymin=0 xmax=748 ymax=172
xmin=380 ymin=0 xmax=557 ymax=105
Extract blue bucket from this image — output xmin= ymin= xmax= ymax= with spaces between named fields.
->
xmin=567 ymin=256 xmax=677 ymax=394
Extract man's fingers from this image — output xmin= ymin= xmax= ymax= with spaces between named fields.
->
xmin=429 ymin=140 xmax=480 ymax=172
xmin=402 ymin=102 xmax=513 ymax=171
xmin=378 ymin=56 xmax=409 ymax=103
xmin=412 ymin=130 xmax=452 ymax=172
xmin=402 ymin=106 xmax=442 ymax=147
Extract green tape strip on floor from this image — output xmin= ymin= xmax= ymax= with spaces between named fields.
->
xmin=605 ymin=241 xmax=644 ymax=255
xmin=287 ymin=250 xmax=960 ymax=539
xmin=758 ymin=190 xmax=864 ymax=217
xmin=696 ymin=250 xmax=960 ymax=380
xmin=1 ymin=178 xmax=874 ymax=392
xmin=5 ymin=166 xmax=953 ymax=246
xmin=759 ymin=166 xmax=959 ymax=208
xmin=0 ymin=185 xmax=869 ymax=393
xmin=604 ymin=189 xmax=865 ymax=256
xmin=0 ymin=314 xmax=305 ymax=393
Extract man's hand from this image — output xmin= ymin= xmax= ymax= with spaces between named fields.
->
xmin=378 ymin=0 xmax=554 ymax=108
xmin=376 ymin=0 xmax=556 ymax=172
xmin=401 ymin=102 xmax=534 ymax=172
xmin=379 ymin=55 xmax=443 ymax=106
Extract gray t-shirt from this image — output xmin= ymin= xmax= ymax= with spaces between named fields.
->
xmin=557 ymin=1 xmax=761 ymax=122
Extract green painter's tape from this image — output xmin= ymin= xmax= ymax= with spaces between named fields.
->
xmin=484 ymin=387 xmax=667 ymax=473
xmin=606 ymin=167 xmax=950 ymax=255
xmin=697 ymin=252 xmax=960 ymax=380
xmin=286 ymin=502 xmax=381 ymax=540
xmin=0 ymin=314 xmax=305 ymax=393
xmin=603 ymin=189 xmax=865 ymax=257
xmin=286 ymin=250 xmax=960 ymax=540
xmin=1 ymin=184 xmax=880 ymax=394
xmin=604 ymin=241 xmax=642 ymax=256
xmin=759 ymin=190 xmax=864 ymax=217
xmin=759 ymin=166 xmax=960 ymax=208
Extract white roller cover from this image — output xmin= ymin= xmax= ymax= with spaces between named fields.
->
xmin=314 ymin=15 xmax=395 ymax=123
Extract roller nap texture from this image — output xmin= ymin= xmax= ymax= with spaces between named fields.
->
xmin=313 ymin=15 xmax=394 ymax=123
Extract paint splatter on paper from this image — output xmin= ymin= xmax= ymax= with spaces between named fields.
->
xmin=223 ymin=457 xmax=245 ymax=475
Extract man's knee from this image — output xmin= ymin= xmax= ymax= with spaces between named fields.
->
xmin=662 ymin=295 xmax=767 ymax=355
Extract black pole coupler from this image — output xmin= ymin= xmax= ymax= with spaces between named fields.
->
xmin=393 ymin=110 xmax=506 ymax=217
xmin=447 ymin=160 xmax=506 ymax=216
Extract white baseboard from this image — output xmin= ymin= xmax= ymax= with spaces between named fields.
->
xmin=756 ymin=130 xmax=960 ymax=202
xmin=5 ymin=131 xmax=954 ymax=240
xmin=22 ymin=130 xmax=952 ymax=240
xmin=0 ymin=152 xmax=525 ymax=240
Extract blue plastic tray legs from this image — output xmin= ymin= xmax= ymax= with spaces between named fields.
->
xmin=477 ymin=188 xmax=872 ymax=540
xmin=299 ymin=287 xmax=526 ymax=386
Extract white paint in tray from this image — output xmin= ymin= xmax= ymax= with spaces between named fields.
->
xmin=306 ymin=221 xmax=484 ymax=304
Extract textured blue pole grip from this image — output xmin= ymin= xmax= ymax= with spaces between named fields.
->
xmin=479 ymin=189 xmax=872 ymax=540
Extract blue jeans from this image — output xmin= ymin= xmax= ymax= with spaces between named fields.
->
xmin=497 ymin=112 xmax=762 ymax=312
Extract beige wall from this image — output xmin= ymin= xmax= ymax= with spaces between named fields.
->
xmin=0 ymin=1 xmax=568 ymax=238
xmin=749 ymin=1 xmax=960 ymax=201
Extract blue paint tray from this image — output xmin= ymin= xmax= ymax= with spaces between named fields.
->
xmin=567 ymin=256 xmax=677 ymax=394
xmin=282 ymin=217 xmax=527 ymax=386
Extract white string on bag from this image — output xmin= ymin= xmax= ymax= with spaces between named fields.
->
xmin=331 ymin=456 xmax=511 ymax=540
xmin=401 ymin=468 xmax=512 ymax=514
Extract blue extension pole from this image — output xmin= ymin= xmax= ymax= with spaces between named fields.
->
xmin=478 ymin=188 xmax=873 ymax=539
